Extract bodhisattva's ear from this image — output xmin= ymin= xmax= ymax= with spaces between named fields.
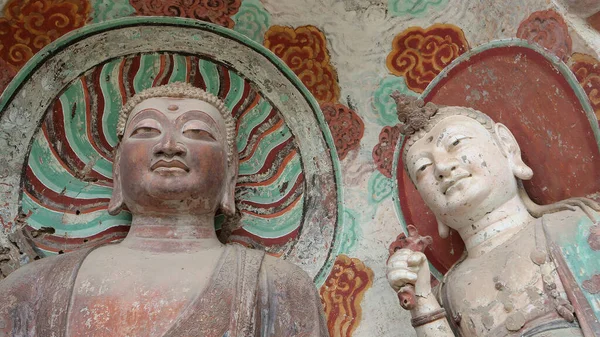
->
xmin=436 ymin=217 xmax=450 ymax=239
xmin=494 ymin=123 xmax=533 ymax=180
xmin=108 ymin=150 xmax=124 ymax=215
xmin=220 ymin=154 xmax=238 ymax=216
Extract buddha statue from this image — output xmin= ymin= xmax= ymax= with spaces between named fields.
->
xmin=386 ymin=93 xmax=600 ymax=337
xmin=0 ymin=82 xmax=328 ymax=337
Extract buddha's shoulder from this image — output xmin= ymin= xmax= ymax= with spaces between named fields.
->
xmin=0 ymin=255 xmax=64 ymax=319
xmin=0 ymin=249 xmax=86 ymax=296
xmin=1 ymin=255 xmax=54 ymax=288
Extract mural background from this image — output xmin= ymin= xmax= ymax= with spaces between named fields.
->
xmin=1 ymin=0 xmax=600 ymax=336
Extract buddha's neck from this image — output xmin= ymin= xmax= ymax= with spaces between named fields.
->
xmin=121 ymin=213 xmax=223 ymax=253
xmin=456 ymin=195 xmax=534 ymax=258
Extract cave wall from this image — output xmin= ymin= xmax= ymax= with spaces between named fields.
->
xmin=1 ymin=1 xmax=599 ymax=336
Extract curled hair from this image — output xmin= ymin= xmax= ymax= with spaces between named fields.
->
xmin=116 ymin=82 xmax=237 ymax=167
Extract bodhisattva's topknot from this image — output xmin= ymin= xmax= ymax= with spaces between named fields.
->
xmin=390 ymin=91 xmax=439 ymax=136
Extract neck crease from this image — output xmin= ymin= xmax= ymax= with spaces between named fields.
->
xmin=458 ymin=195 xmax=533 ymax=257
xmin=121 ymin=213 xmax=223 ymax=252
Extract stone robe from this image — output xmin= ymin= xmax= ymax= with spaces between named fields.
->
xmin=0 ymin=244 xmax=328 ymax=337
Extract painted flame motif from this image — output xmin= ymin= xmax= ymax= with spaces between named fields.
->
xmin=129 ymin=0 xmax=241 ymax=28
xmin=264 ymin=25 xmax=340 ymax=103
xmin=569 ymin=53 xmax=600 ymax=120
xmin=0 ymin=0 xmax=90 ymax=71
xmin=386 ymin=24 xmax=469 ymax=93
xmin=517 ymin=9 xmax=572 ymax=62
xmin=372 ymin=125 xmax=402 ymax=178
xmin=320 ymin=103 xmax=364 ymax=160
xmin=320 ymin=255 xmax=373 ymax=337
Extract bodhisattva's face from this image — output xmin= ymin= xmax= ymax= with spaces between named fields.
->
xmin=117 ymin=97 xmax=228 ymax=215
xmin=406 ymin=115 xmax=518 ymax=227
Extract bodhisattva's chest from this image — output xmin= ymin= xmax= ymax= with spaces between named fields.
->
xmin=66 ymin=248 xmax=221 ymax=337
xmin=444 ymin=227 xmax=554 ymax=336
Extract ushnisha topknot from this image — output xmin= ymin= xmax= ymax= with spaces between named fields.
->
xmin=116 ymin=82 xmax=237 ymax=167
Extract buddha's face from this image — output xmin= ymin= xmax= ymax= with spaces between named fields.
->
xmin=405 ymin=115 xmax=518 ymax=227
xmin=116 ymin=97 xmax=228 ymax=214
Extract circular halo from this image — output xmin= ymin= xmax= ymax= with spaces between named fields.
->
xmin=0 ymin=17 xmax=343 ymax=281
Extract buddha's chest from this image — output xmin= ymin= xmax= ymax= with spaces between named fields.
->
xmin=67 ymin=281 xmax=193 ymax=337
xmin=66 ymin=249 xmax=216 ymax=337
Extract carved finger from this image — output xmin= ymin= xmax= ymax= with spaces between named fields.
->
xmin=387 ymin=269 xmax=418 ymax=287
xmin=388 ymin=249 xmax=413 ymax=264
xmin=407 ymin=252 xmax=425 ymax=267
xmin=391 ymin=248 xmax=414 ymax=258
xmin=387 ymin=274 xmax=407 ymax=291
xmin=407 ymin=224 xmax=418 ymax=237
xmin=388 ymin=258 xmax=408 ymax=271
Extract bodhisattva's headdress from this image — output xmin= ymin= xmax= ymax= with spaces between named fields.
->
xmin=390 ymin=91 xmax=600 ymax=219
xmin=390 ymin=91 xmax=496 ymax=163
xmin=116 ymin=82 xmax=237 ymax=167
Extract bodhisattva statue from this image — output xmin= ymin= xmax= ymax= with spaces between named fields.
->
xmin=0 ymin=82 xmax=328 ymax=337
xmin=386 ymin=93 xmax=600 ymax=337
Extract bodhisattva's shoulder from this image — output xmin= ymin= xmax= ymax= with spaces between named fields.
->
xmin=542 ymin=205 xmax=599 ymax=231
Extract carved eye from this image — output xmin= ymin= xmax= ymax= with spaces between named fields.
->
xmin=415 ymin=162 xmax=431 ymax=174
xmin=183 ymin=129 xmax=216 ymax=141
xmin=131 ymin=127 xmax=161 ymax=138
xmin=450 ymin=136 xmax=469 ymax=148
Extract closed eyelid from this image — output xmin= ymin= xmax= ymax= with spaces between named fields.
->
xmin=132 ymin=119 xmax=161 ymax=129
xmin=126 ymin=109 xmax=164 ymax=130
xmin=182 ymin=120 xmax=213 ymax=131
xmin=181 ymin=121 xmax=220 ymax=142
xmin=444 ymin=134 xmax=471 ymax=147
xmin=129 ymin=120 xmax=162 ymax=136
xmin=181 ymin=120 xmax=220 ymax=138
xmin=412 ymin=158 xmax=432 ymax=174
xmin=176 ymin=111 xmax=220 ymax=129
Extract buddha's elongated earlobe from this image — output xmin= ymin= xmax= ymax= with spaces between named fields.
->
xmin=437 ymin=217 xmax=450 ymax=238
xmin=494 ymin=123 xmax=533 ymax=180
xmin=108 ymin=150 xmax=124 ymax=215
xmin=220 ymin=152 xmax=238 ymax=216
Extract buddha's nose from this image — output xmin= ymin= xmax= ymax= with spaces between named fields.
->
xmin=154 ymin=133 xmax=187 ymax=157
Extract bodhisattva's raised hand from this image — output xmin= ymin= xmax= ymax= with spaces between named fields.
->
xmin=386 ymin=226 xmax=454 ymax=336
xmin=387 ymin=249 xmax=431 ymax=297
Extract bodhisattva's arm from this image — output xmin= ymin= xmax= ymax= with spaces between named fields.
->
xmin=387 ymin=249 xmax=454 ymax=337
xmin=410 ymin=292 xmax=454 ymax=336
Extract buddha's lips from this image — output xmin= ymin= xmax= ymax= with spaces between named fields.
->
xmin=151 ymin=159 xmax=189 ymax=172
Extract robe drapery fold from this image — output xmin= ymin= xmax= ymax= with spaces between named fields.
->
xmin=0 ymin=244 xmax=328 ymax=337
